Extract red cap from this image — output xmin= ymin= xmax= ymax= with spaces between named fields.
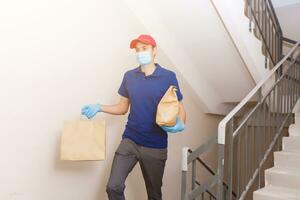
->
xmin=130 ymin=34 xmax=157 ymax=49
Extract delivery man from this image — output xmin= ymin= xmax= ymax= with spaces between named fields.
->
xmin=81 ymin=34 xmax=186 ymax=200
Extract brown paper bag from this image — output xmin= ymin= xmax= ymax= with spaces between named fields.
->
xmin=156 ymin=85 xmax=179 ymax=126
xmin=60 ymin=119 xmax=106 ymax=161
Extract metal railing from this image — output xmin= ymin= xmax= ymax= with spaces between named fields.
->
xmin=181 ymin=136 xmax=218 ymax=200
xmin=181 ymin=40 xmax=300 ymax=200
xmin=216 ymin=40 xmax=300 ymax=200
xmin=181 ymin=135 xmax=238 ymax=200
xmin=181 ymin=1 xmax=299 ymax=199
xmin=245 ymin=0 xmax=283 ymax=68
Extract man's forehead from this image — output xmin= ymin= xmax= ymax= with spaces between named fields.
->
xmin=135 ymin=42 xmax=152 ymax=48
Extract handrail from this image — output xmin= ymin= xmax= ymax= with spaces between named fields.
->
xmin=283 ymin=37 xmax=298 ymax=44
xmin=266 ymin=0 xmax=282 ymax=34
xmin=218 ymin=40 xmax=300 ymax=145
xmin=245 ymin=0 xmax=283 ymax=68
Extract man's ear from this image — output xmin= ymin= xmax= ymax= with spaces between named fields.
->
xmin=153 ymin=46 xmax=157 ymax=57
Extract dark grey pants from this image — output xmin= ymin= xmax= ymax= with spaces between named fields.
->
xmin=106 ymin=138 xmax=168 ymax=200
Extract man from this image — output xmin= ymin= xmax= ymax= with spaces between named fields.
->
xmin=81 ymin=34 xmax=186 ymax=200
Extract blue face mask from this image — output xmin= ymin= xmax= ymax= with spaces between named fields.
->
xmin=136 ymin=51 xmax=152 ymax=66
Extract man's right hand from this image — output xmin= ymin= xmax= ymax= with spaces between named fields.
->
xmin=81 ymin=104 xmax=102 ymax=119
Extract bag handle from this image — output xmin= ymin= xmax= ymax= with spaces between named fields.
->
xmin=170 ymin=85 xmax=177 ymax=92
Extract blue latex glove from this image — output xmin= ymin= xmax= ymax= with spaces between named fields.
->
xmin=81 ymin=104 xmax=102 ymax=119
xmin=160 ymin=116 xmax=185 ymax=133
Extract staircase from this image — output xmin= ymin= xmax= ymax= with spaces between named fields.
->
xmin=254 ymin=112 xmax=300 ymax=199
xmin=181 ymin=0 xmax=300 ymax=199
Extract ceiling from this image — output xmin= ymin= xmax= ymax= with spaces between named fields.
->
xmin=272 ymin=0 xmax=300 ymax=8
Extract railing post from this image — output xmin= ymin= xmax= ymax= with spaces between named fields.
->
xmin=247 ymin=0 xmax=253 ymax=32
xmin=217 ymin=143 xmax=225 ymax=200
xmin=191 ymin=159 xmax=196 ymax=200
xmin=181 ymin=147 xmax=189 ymax=200
xmin=227 ymin=118 xmax=234 ymax=200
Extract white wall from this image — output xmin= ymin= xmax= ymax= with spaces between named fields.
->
xmin=0 ymin=0 xmax=225 ymax=200
xmin=272 ymin=0 xmax=300 ymax=8
xmin=275 ymin=3 xmax=300 ymax=41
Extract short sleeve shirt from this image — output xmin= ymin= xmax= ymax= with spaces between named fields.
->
xmin=118 ymin=63 xmax=183 ymax=148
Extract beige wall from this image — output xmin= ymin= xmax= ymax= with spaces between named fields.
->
xmin=0 ymin=0 xmax=225 ymax=200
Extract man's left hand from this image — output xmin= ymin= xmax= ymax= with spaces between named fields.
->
xmin=160 ymin=116 xmax=185 ymax=133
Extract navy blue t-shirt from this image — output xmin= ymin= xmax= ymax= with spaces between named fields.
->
xmin=118 ymin=63 xmax=183 ymax=149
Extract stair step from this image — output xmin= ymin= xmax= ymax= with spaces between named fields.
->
xmin=274 ymin=151 xmax=300 ymax=168
xmin=288 ymin=124 xmax=300 ymax=137
xmin=265 ymin=167 xmax=300 ymax=190
xmin=295 ymin=112 xmax=300 ymax=124
xmin=253 ymin=110 xmax=300 ymax=198
xmin=292 ymin=100 xmax=300 ymax=113
xmin=254 ymin=185 xmax=300 ymax=200
xmin=283 ymin=136 xmax=300 ymax=152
